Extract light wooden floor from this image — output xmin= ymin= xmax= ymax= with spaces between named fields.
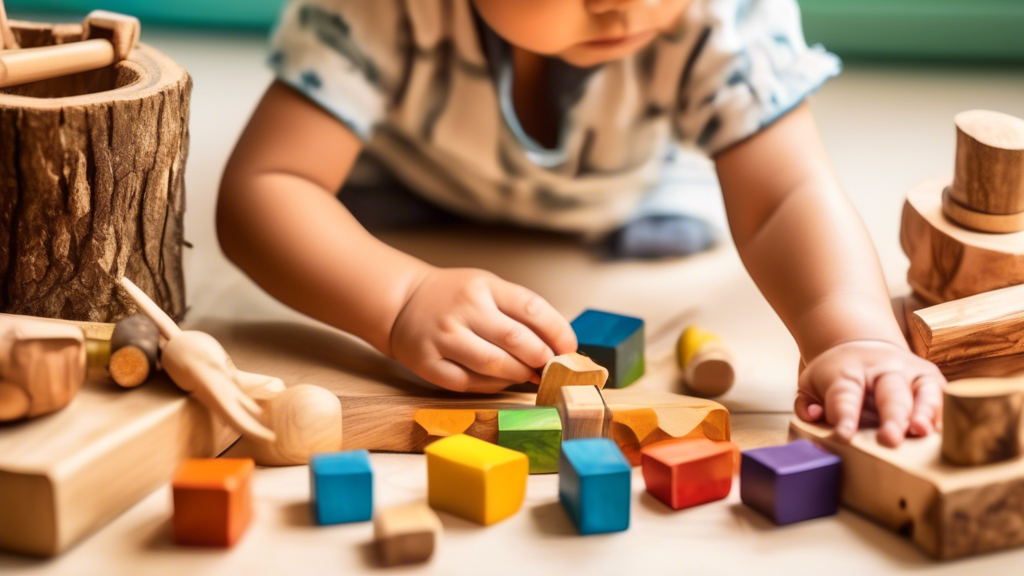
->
xmin=3 ymin=23 xmax=1024 ymax=574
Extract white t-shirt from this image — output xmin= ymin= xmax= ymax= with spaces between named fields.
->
xmin=269 ymin=0 xmax=841 ymax=235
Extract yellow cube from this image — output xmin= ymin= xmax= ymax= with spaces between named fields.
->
xmin=425 ymin=434 xmax=528 ymax=525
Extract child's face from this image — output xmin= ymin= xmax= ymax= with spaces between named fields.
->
xmin=472 ymin=0 xmax=693 ymax=67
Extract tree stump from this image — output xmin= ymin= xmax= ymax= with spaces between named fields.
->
xmin=0 ymin=21 xmax=189 ymax=322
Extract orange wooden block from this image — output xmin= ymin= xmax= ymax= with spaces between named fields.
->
xmin=172 ymin=458 xmax=255 ymax=547
xmin=641 ymin=439 xmax=737 ymax=510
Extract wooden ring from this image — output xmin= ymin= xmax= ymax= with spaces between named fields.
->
xmin=942 ymin=187 xmax=1024 ymax=233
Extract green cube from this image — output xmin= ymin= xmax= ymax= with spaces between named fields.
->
xmin=497 ymin=408 xmax=562 ymax=474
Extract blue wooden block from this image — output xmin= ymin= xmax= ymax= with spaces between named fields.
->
xmin=559 ymin=438 xmax=631 ymax=534
xmin=740 ymin=440 xmax=841 ymax=525
xmin=310 ymin=450 xmax=373 ymax=525
xmin=571 ymin=309 xmax=644 ymax=388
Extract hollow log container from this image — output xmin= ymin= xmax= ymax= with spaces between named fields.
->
xmin=0 ymin=21 xmax=189 ymax=322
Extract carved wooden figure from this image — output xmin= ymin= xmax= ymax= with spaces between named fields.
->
xmin=536 ymin=352 xmax=607 ymax=406
xmin=554 ymin=385 xmax=607 ymax=441
xmin=232 ymin=384 xmax=343 ymax=466
xmin=0 ymin=314 xmax=87 ymax=421
xmin=374 ymin=502 xmax=442 ymax=566
xmin=942 ymin=379 xmax=1024 ymax=466
xmin=677 ymin=325 xmax=735 ymax=398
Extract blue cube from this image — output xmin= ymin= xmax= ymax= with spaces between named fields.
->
xmin=740 ymin=440 xmax=841 ymax=525
xmin=559 ymin=438 xmax=631 ymax=534
xmin=571 ymin=310 xmax=644 ymax=388
xmin=310 ymin=450 xmax=373 ymax=525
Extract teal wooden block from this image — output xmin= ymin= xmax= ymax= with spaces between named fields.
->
xmin=497 ymin=408 xmax=562 ymax=474
xmin=571 ymin=309 xmax=644 ymax=388
xmin=310 ymin=450 xmax=373 ymax=525
xmin=559 ymin=438 xmax=631 ymax=534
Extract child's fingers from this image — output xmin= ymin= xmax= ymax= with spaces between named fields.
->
xmin=420 ymin=358 xmax=516 ymax=394
xmin=437 ymin=328 xmax=538 ymax=385
xmin=824 ymin=377 xmax=865 ymax=442
xmin=794 ymin=392 xmax=824 ymax=422
xmin=467 ymin=309 xmax=554 ymax=369
xmin=489 ymin=280 xmax=578 ymax=356
xmin=908 ymin=374 xmax=944 ymax=436
xmin=874 ymin=372 xmax=914 ymax=448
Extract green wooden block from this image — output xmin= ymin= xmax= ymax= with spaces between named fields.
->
xmin=497 ymin=408 xmax=562 ymax=474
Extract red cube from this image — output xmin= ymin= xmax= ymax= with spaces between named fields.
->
xmin=641 ymin=438 xmax=737 ymax=510
xmin=172 ymin=458 xmax=255 ymax=547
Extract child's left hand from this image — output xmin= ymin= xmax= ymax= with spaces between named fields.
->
xmin=795 ymin=340 xmax=946 ymax=448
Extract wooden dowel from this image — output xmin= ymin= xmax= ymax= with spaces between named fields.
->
xmin=0 ymin=39 xmax=114 ymax=88
xmin=0 ymin=1 xmax=17 ymax=50
xmin=119 ymin=277 xmax=181 ymax=339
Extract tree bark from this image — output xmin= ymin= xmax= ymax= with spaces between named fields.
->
xmin=0 ymin=21 xmax=189 ymax=322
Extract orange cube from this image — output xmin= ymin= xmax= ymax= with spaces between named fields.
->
xmin=172 ymin=458 xmax=255 ymax=547
xmin=641 ymin=439 xmax=736 ymax=510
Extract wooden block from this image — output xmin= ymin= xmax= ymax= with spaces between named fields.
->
xmin=554 ymin=385 xmax=606 ymax=440
xmin=943 ymin=379 xmax=1024 ymax=466
xmin=171 ymin=458 xmax=254 ymax=547
xmin=739 ymin=440 xmax=840 ymax=525
xmin=571 ymin=309 xmax=645 ymax=388
xmin=310 ymin=450 xmax=373 ymax=525
xmin=677 ymin=325 xmax=735 ymax=398
xmin=496 ymin=407 xmax=561 ymax=474
xmin=412 ymin=408 xmax=498 ymax=450
xmin=790 ymin=412 xmax=1024 ymax=559
xmin=536 ymin=352 xmax=607 ymax=406
xmin=901 ymin=176 xmax=1024 ymax=305
xmin=606 ymin=390 xmax=732 ymax=466
xmin=0 ymin=375 xmax=236 ymax=557
xmin=559 ymin=438 xmax=631 ymax=534
xmin=374 ymin=502 xmax=442 ymax=567
xmin=0 ymin=314 xmax=87 ymax=421
xmin=425 ymin=435 xmax=527 ymax=525
xmin=641 ymin=438 xmax=737 ymax=510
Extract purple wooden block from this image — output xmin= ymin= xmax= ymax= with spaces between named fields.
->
xmin=740 ymin=440 xmax=840 ymax=525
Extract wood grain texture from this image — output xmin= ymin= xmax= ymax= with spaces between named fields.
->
xmin=948 ymin=110 xmax=1024 ymax=220
xmin=901 ymin=176 xmax=1024 ymax=305
xmin=200 ymin=319 xmax=728 ymax=455
xmin=0 ymin=376 xmax=236 ymax=557
xmin=411 ymin=409 xmax=498 ymax=451
xmin=942 ymin=379 xmax=1024 ymax=466
xmin=554 ymin=385 xmax=605 ymax=441
xmin=791 ymin=409 xmax=1024 ymax=560
xmin=0 ymin=21 xmax=189 ymax=322
xmin=536 ymin=353 xmax=607 ymax=406
xmin=230 ymin=384 xmax=343 ymax=466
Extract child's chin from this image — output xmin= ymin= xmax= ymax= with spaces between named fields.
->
xmin=558 ymin=38 xmax=656 ymax=67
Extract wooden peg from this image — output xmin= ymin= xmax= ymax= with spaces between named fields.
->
xmin=0 ymin=1 xmax=18 ymax=50
xmin=536 ymin=352 xmax=608 ymax=406
xmin=942 ymin=379 xmax=1024 ymax=466
xmin=677 ymin=325 xmax=735 ymax=398
xmin=944 ymin=110 xmax=1024 ymax=233
xmin=108 ymin=313 xmax=160 ymax=388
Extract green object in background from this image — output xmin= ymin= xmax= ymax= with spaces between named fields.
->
xmin=497 ymin=408 xmax=562 ymax=475
xmin=5 ymin=0 xmax=285 ymax=29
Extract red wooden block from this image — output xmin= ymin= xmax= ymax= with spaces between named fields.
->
xmin=641 ymin=438 xmax=736 ymax=510
xmin=172 ymin=458 xmax=255 ymax=547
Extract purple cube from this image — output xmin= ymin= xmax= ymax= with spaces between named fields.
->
xmin=740 ymin=440 xmax=840 ymax=525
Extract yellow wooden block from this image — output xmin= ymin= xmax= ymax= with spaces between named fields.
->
xmin=424 ymin=434 xmax=528 ymax=525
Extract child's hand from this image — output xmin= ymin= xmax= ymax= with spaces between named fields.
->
xmin=390 ymin=268 xmax=577 ymax=393
xmin=795 ymin=340 xmax=946 ymax=448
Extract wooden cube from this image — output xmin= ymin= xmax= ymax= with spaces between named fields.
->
xmin=310 ymin=450 xmax=373 ymax=525
xmin=536 ymin=353 xmax=608 ymax=406
xmin=374 ymin=502 xmax=442 ymax=566
xmin=641 ymin=438 xmax=736 ymax=510
xmin=555 ymin=385 xmax=607 ymax=440
xmin=425 ymin=434 xmax=528 ymax=525
xmin=571 ymin=310 xmax=644 ymax=388
xmin=740 ymin=440 xmax=840 ymax=525
xmin=172 ymin=458 xmax=254 ymax=547
xmin=559 ymin=438 xmax=631 ymax=534
xmin=497 ymin=407 xmax=562 ymax=474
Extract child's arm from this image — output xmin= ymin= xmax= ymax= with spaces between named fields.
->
xmin=218 ymin=82 xmax=576 ymax=392
xmin=714 ymin=102 xmax=946 ymax=447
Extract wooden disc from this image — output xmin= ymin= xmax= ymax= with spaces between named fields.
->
xmin=0 ymin=21 xmax=190 ymax=322
xmin=901 ymin=176 xmax=1024 ymax=304
xmin=950 ymin=110 xmax=1024 ymax=217
xmin=943 ymin=187 xmax=1024 ymax=233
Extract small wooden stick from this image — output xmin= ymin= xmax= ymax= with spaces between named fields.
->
xmin=108 ymin=313 xmax=160 ymax=388
xmin=0 ymin=1 xmax=18 ymax=50
xmin=119 ymin=277 xmax=181 ymax=338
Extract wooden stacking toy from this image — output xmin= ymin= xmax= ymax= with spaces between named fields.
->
xmin=310 ymin=450 xmax=373 ymax=525
xmin=571 ymin=310 xmax=645 ymax=388
xmin=171 ymin=458 xmax=254 ymax=547
xmin=641 ymin=438 xmax=737 ymax=510
xmin=497 ymin=407 xmax=562 ymax=474
xmin=425 ymin=434 xmax=528 ymax=525
xmin=740 ymin=440 xmax=840 ymax=525
xmin=559 ymin=438 xmax=631 ymax=534
xmin=374 ymin=502 xmax=442 ymax=567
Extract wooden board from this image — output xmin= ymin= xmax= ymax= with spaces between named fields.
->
xmin=790 ymin=413 xmax=1024 ymax=560
xmin=0 ymin=376 xmax=236 ymax=557
xmin=198 ymin=319 xmax=728 ymax=454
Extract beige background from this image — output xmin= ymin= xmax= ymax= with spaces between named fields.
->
xmin=3 ymin=22 xmax=1024 ymax=574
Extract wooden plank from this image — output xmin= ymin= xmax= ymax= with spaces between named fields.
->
xmin=789 ymin=390 xmax=1024 ymax=560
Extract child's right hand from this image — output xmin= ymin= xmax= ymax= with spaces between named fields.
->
xmin=390 ymin=268 xmax=578 ymax=393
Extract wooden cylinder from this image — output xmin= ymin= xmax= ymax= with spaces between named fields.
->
xmin=0 ymin=21 xmax=189 ymax=322
xmin=944 ymin=110 xmax=1024 ymax=232
xmin=942 ymin=380 xmax=1024 ymax=467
